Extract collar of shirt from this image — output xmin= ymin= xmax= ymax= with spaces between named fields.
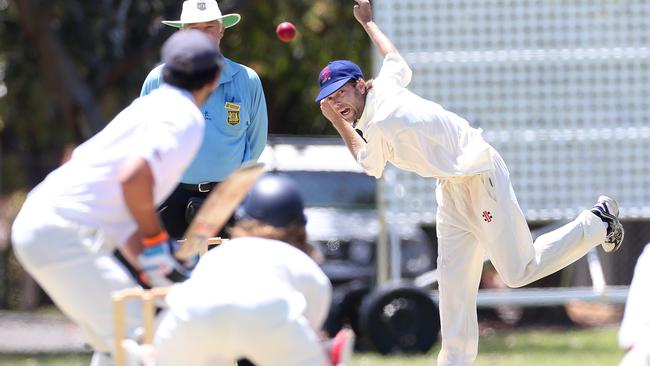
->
xmin=355 ymin=88 xmax=376 ymax=132
xmin=158 ymin=83 xmax=196 ymax=104
xmin=218 ymin=57 xmax=241 ymax=86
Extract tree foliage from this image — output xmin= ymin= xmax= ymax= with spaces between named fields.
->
xmin=0 ymin=0 xmax=370 ymax=193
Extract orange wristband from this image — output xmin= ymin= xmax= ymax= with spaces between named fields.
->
xmin=142 ymin=231 xmax=169 ymax=247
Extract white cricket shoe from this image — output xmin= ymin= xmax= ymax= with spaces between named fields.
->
xmin=590 ymin=196 xmax=624 ymax=253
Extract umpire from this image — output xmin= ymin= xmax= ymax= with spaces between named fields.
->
xmin=141 ymin=0 xmax=268 ymax=239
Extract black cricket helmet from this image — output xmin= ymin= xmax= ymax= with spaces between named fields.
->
xmin=235 ymin=174 xmax=307 ymax=227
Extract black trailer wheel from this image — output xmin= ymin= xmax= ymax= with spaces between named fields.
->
xmin=324 ymin=280 xmax=371 ymax=337
xmin=359 ymin=283 xmax=440 ymax=354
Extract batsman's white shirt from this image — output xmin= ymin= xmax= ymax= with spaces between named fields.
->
xmin=355 ymin=53 xmax=493 ymax=179
xmin=355 ymin=53 xmax=609 ymax=366
xmin=25 ymin=84 xmax=204 ymax=246
xmin=11 ymin=84 xmax=205 ymax=357
xmin=154 ymin=237 xmax=332 ymax=366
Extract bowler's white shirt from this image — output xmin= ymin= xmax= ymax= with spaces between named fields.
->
xmin=165 ymin=237 xmax=332 ymax=331
xmin=355 ymin=53 xmax=493 ymax=178
xmin=26 ymin=84 xmax=204 ymax=246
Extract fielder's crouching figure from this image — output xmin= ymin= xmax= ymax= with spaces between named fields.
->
xmin=147 ymin=174 xmax=354 ymax=366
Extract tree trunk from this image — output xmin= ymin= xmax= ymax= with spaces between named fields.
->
xmin=13 ymin=0 xmax=105 ymax=140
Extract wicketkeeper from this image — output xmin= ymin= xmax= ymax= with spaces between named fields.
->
xmin=151 ymin=174 xmax=354 ymax=366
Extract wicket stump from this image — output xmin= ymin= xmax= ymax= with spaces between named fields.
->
xmin=112 ymin=286 xmax=169 ymax=366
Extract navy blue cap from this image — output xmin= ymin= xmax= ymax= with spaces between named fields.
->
xmin=235 ymin=174 xmax=307 ymax=227
xmin=315 ymin=60 xmax=364 ymax=102
xmin=162 ymin=29 xmax=223 ymax=76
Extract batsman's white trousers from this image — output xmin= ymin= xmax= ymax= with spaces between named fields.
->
xmin=11 ymin=202 xmax=141 ymax=355
xmin=154 ymin=298 xmax=328 ymax=366
xmin=435 ymin=149 xmax=608 ymax=366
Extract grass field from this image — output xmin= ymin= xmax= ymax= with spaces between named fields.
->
xmin=0 ymin=326 xmax=623 ymax=366
xmin=354 ymin=326 xmax=623 ymax=366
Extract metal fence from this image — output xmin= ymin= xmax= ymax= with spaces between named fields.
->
xmin=373 ymin=0 xmax=650 ymax=287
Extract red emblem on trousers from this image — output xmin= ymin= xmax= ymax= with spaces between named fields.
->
xmin=482 ymin=210 xmax=493 ymax=223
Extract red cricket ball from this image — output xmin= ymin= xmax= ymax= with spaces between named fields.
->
xmin=276 ymin=22 xmax=297 ymax=42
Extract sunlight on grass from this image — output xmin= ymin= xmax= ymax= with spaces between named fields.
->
xmin=352 ymin=327 xmax=623 ymax=366
xmin=0 ymin=327 xmax=623 ymax=366
xmin=0 ymin=353 xmax=90 ymax=366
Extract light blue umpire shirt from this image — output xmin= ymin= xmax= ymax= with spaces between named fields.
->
xmin=140 ymin=57 xmax=268 ymax=184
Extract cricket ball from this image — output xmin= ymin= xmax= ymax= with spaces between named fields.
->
xmin=276 ymin=22 xmax=297 ymax=42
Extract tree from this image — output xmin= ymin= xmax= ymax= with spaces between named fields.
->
xmin=223 ymin=0 xmax=371 ymax=134
xmin=0 ymin=0 xmax=370 ymax=309
xmin=0 ymin=0 xmax=370 ymax=193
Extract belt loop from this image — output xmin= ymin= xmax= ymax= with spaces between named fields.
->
xmin=179 ymin=181 xmax=218 ymax=192
xmin=198 ymin=182 xmax=211 ymax=193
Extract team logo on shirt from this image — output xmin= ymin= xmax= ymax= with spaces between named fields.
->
xmin=225 ymin=102 xmax=240 ymax=126
xmin=482 ymin=210 xmax=493 ymax=223
xmin=197 ymin=2 xmax=206 ymax=10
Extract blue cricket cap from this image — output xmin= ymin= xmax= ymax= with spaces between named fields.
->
xmin=315 ymin=60 xmax=364 ymax=102
xmin=162 ymin=29 xmax=223 ymax=76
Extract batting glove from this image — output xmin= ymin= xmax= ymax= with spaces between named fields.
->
xmin=137 ymin=231 xmax=192 ymax=287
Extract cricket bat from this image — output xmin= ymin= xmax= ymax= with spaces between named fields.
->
xmin=177 ymin=237 xmax=226 ymax=248
xmin=175 ymin=162 xmax=265 ymax=260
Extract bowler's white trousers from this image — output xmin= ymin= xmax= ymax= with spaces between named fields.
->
xmin=11 ymin=202 xmax=141 ymax=359
xmin=435 ymin=149 xmax=608 ymax=366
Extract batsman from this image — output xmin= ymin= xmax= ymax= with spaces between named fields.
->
xmin=316 ymin=1 xmax=625 ymax=365
xmin=11 ymin=30 xmax=222 ymax=366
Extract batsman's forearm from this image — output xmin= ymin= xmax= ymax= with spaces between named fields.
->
xmin=118 ymin=157 xmax=164 ymax=237
xmin=362 ymin=21 xmax=398 ymax=58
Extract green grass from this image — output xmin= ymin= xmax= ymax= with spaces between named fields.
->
xmin=353 ymin=326 xmax=623 ymax=366
xmin=0 ymin=327 xmax=623 ymax=366
xmin=0 ymin=353 xmax=91 ymax=366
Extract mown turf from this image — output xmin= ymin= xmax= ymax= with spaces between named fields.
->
xmin=353 ymin=326 xmax=623 ymax=366
xmin=0 ymin=326 xmax=624 ymax=366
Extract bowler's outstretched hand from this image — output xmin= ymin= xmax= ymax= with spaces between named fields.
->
xmin=353 ymin=0 xmax=373 ymax=24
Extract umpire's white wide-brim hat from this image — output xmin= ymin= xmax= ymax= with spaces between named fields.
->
xmin=162 ymin=0 xmax=241 ymax=29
